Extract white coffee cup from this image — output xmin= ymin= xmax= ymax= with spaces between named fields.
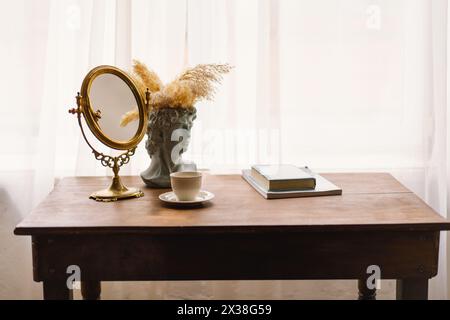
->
xmin=170 ymin=171 xmax=202 ymax=201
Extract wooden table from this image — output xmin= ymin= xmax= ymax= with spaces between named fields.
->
xmin=14 ymin=173 xmax=450 ymax=300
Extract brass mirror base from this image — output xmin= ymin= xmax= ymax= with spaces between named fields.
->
xmin=89 ymin=176 xmax=144 ymax=202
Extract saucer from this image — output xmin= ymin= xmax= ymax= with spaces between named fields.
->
xmin=159 ymin=190 xmax=215 ymax=207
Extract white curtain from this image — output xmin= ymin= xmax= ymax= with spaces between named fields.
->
xmin=0 ymin=0 xmax=448 ymax=299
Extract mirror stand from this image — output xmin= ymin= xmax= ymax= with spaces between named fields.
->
xmin=89 ymin=148 xmax=144 ymax=202
xmin=69 ymin=92 xmax=145 ymax=202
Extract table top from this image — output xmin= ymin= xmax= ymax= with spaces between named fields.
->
xmin=14 ymin=173 xmax=450 ymax=235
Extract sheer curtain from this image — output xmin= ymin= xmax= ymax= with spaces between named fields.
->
xmin=0 ymin=0 xmax=448 ymax=299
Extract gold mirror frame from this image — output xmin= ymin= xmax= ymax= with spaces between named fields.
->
xmin=69 ymin=65 xmax=149 ymax=202
xmin=81 ymin=65 xmax=146 ymax=150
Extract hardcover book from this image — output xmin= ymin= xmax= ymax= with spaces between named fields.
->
xmin=251 ymin=164 xmax=316 ymax=191
xmin=242 ymin=168 xmax=342 ymax=199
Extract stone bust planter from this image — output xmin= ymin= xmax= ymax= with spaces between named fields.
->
xmin=140 ymin=107 xmax=197 ymax=188
xmin=126 ymin=60 xmax=231 ymax=187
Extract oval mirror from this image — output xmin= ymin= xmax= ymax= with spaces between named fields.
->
xmin=69 ymin=65 xmax=148 ymax=202
xmin=80 ymin=66 xmax=146 ymax=150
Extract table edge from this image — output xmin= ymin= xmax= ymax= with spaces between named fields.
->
xmin=14 ymin=222 xmax=450 ymax=236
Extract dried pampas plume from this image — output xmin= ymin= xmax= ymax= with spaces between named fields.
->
xmin=131 ymin=60 xmax=163 ymax=93
xmin=120 ymin=108 xmax=139 ymax=127
xmin=176 ymin=64 xmax=232 ymax=102
xmin=122 ymin=60 xmax=232 ymax=126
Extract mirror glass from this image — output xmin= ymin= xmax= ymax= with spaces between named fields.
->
xmin=88 ymin=73 xmax=140 ymax=143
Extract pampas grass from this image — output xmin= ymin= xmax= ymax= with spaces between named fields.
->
xmin=132 ymin=60 xmax=163 ymax=93
xmin=120 ymin=60 xmax=231 ymax=127
xmin=176 ymin=64 xmax=232 ymax=102
xmin=120 ymin=108 xmax=139 ymax=128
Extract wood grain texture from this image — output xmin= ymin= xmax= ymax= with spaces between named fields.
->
xmin=32 ymin=231 xmax=440 ymax=282
xmin=15 ymin=173 xmax=448 ymax=300
xmin=14 ymin=173 xmax=450 ymax=235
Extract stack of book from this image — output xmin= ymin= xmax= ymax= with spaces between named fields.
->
xmin=242 ymin=164 xmax=342 ymax=199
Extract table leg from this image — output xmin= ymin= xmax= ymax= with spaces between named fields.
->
xmin=43 ymin=279 xmax=73 ymax=300
xmin=396 ymin=278 xmax=428 ymax=300
xmin=357 ymin=279 xmax=376 ymax=300
xmin=81 ymin=281 xmax=101 ymax=300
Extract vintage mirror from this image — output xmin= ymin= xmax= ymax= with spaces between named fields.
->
xmin=69 ymin=65 xmax=149 ymax=202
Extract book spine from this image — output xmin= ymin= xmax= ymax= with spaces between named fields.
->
xmin=250 ymin=168 xmax=270 ymax=190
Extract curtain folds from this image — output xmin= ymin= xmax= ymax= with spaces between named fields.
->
xmin=0 ymin=0 xmax=448 ymax=299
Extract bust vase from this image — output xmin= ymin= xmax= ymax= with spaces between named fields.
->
xmin=140 ymin=107 xmax=197 ymax=188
